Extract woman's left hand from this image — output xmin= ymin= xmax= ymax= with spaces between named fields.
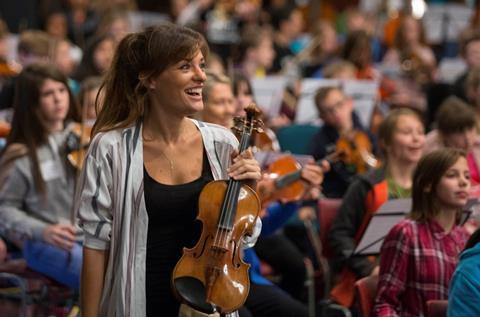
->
xmin=228 ymin=148 xmax=261 ymax=182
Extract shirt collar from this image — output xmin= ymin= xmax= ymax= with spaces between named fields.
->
xmin=428 ymin=219 xmax=458 ymax=240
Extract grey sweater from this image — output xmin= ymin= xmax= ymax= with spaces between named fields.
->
xmin=0 ymin=127 xmax=77 ymax=242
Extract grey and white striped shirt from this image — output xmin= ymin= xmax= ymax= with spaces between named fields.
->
xmin=75 ymin=119 xmax=257 ymax=316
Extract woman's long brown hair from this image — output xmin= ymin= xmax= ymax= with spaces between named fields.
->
xmin=410 ymin=148 xmax=466 ymax=222
xmin=92 ymin=22 xmax=209 ymax=136
xmin=2 ymin=63 xmax=79 ymax=194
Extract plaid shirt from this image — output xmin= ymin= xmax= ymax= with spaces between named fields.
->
xmin=374 ymin=219 xmax=469 ymax=317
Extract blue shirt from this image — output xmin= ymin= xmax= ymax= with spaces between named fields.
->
xmin=448 ymin=242 xmax=480 ymax=317
xmin=244 ymin=202 xmax=300 ymax=285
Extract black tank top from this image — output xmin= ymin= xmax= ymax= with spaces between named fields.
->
xmin=144 ymin=149 xmax=213 ymax=316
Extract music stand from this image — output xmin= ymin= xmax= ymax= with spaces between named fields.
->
xmin=354 ymin=199 xmax=410 ymax=257
xmin=353 ymin=198 xmax=477 ymax=257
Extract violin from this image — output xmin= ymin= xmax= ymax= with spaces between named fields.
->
xmin=257 ymin=130 xmax=379 ymax=207
xmin=253 ymin=127 xmax=280 ymax=152
xmin=256 ymin=152 xmax=341 ymax=208
xmin=336 ymin=130 xmax=379 ymax=174
xmin=172 ymin=104 xmax=262 ymax=314
xmin=66 ymin=122 xmax=92 ymax=170
xmin=0 ymin=121 xmax=11 ymax=138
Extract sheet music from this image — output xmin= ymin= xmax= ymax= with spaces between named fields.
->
xmin=422 ymin=4 xmax=473 ymax=44
xmin=250 ymin=76 xmax=287 ymax=119
xmin=294 ymin=78 xmax=339 ymax=125
xmin=354 ymin=198 xmax=410 ymax=255
xmin=342 ymin=80 xmax=378 ymax=129
xmin=354 ymin=213 xmax=406 ymax=255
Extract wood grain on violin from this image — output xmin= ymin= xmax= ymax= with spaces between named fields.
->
xmin=172 ymin=105 xmax=262 ymax=314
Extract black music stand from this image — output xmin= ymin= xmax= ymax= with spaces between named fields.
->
xmin=353 ymin=198 xmax=477 ymax=257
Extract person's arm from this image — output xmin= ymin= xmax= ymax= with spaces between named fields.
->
xmin=328 ymin=178 xmax=375 ymax=277
xmin=81 ymin=247 xmax=109 ymax=317
xmin=74 ymin=135 xmax=114 ymax=314
xmin=448 ymin=267 xmax=480 ymax=317
xmin=0 ymin=159 xmax=51 ymax=240
xmin=374 ymin=222 xmax=411 ymax=317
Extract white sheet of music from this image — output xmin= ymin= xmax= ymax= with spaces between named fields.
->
xmin=250 ymin=76 xmax=287 ymax=119
xmin=294 ymin=78 xmax=338 ymax=125
xmin=294 ymin=78 xmax=377 ymax=129
xmin=422 ymin=4 xmax=473 ymax=44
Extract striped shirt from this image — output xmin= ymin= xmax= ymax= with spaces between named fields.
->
xmin=374 ymin=219 xmax=469 ymax=317
xmin=74 ymin=119 xmax=254 ymax=317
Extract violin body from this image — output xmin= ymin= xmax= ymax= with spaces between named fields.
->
xmin=257 ymin=155 xmax=305 ymax=207
xmin=253 ymin=128 xmax=280 ymax=152
xmin=0 ymin=121 xmax=11 ymax=138
xmin=336 ymin=130 xmax=379 ymax=173
xmin=172 ymin=180 xmax=260 ymax=313
xmin=172 ymin=104 xmax=262 ymax=314
xmin=66 ymin=122 xmax=92 ymax=169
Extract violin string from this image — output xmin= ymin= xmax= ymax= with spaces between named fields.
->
xmin=215 ymin=178 xmax=237 ymax=249
xmin=225 ymin=181 xmax=241 ymax=248
xmin=213 ymin=182 xmax=231 ymax=249
xmin=220 ymin=133 xmax=249 ymax=249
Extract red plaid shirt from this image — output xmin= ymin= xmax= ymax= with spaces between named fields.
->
xmin=374 ymin=219 xmax=469 ymax=317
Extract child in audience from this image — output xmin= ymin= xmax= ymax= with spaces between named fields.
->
xmin=374 ymin=148 xmax=471 ymax=316
xmin=424 ymin=96 xmax=480 ymax=184
xmin=0 ymin=63 xmax=81 ymax=288
xmin=329 ymin=108 xmax=425 ymax=307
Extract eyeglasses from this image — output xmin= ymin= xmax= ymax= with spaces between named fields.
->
xmin=319 ymin=98 xmax=347 ymax=116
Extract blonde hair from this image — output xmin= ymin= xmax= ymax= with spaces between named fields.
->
xmin=203 ymin=71 xmax=232 ymax=104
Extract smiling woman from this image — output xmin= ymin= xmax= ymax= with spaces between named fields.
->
xmin=74 ymin=23 xmax=261 ymax=317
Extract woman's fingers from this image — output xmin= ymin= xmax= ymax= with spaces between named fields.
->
xmin=229 ymin=148 xmax=261 ymax=180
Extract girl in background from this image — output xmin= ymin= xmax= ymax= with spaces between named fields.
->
xmin=329 ymin=108 xmax=425 ymax=307
xmin=0 ymin=63 xmax=81 ymax=288
xmin=375 ymin=148 xmax=471 ymax=316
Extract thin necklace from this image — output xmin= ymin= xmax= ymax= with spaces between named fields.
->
xmin=142 ymin=129 xmax=176 ymax=179
xmin=159 ymin=150 xmax=174 ymax=178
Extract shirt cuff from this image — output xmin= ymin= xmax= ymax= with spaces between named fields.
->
xmin=241 ymin=217 xmax=262 ymax=249
xmin=83 ymin=232 xmax=110 ymax=250
xmin=31 ymin=222 xmax=49 ymax=241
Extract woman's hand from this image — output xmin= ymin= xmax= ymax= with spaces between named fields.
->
xmin=228 ymin=148 xmax=261 ymax=181
xmin=43 ymin=224 xmax=77 ymax=251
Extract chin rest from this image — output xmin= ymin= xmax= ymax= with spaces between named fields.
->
xmin=173 ymin=276 xmax=217 ymax=314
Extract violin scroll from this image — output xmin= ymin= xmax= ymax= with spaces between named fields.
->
xmin=232 ymin=103 xmax=264 ymax=136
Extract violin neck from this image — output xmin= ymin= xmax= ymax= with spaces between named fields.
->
xmin=274 ymin=170 xmax=302 ymax=189
xmin=274 ymin=154 xmax=332 ymax=190
xmin=218 ymin=131 xmax=251 ymax=230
